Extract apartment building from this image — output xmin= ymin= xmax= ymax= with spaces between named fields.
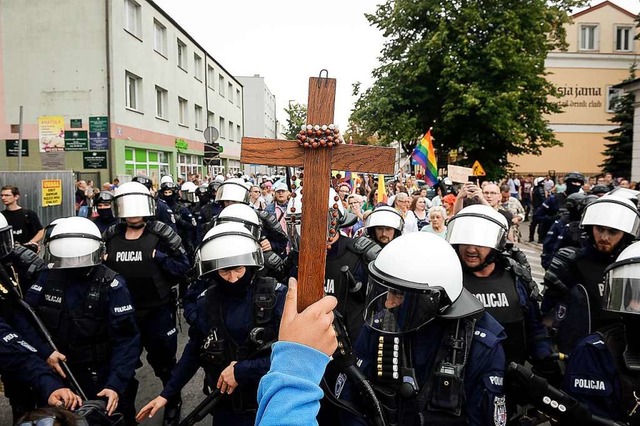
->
xmin=511 ymin=0 xmax=638 ymax=176
xmin=0 ymin=0 xmax=244 ymax=185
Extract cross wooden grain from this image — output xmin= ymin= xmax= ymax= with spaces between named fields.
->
xmin=241 ymin=76 xmax=395 ymax=310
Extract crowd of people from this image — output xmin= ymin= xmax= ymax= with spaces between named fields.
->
xmin=0 ymin=167 xmax=640 ymax=425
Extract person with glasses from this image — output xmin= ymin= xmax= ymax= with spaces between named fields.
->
xmin=249 ymin=185 xmax=266 ymax=210
xmin=345 ymin=194 xmax=365 ymax=237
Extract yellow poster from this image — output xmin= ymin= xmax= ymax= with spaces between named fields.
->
xmin=41 ymin=179 xmax=62 ymax=206
xmin=38 ymin=116 xmax=65 ymax=152
xmin=472 ymin=160 xmax=486 ymax=176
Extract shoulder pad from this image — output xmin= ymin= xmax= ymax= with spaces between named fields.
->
xmin=544 ymin=247 xmax=581 ymax=294
xmin=197 ymin=289 xmax=208 ymax=299
xmin=555 ymin=246 xmax=581 ymax=263
xmin=472 ymin=326 xmax=501 ymax=349
xmin=12 ymin=245 xmax=45 ymax=273
xmin=348 ymin=236 xmax=381 ymax=264
xmin=103 ymin=223 xmax=125 ymax=241
xmin=145 ymin=220 xmax=184 ymax=252
xmin=258 ymin=210 xmax=284 ymax=234
xmin=584 ymin=334 xmax=609 ymax=351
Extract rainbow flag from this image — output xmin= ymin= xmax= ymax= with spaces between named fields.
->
xmin=344 ymin=171 xmax=352 ymax=188
xmin=411 ymin=129 xmax=438 ymax=187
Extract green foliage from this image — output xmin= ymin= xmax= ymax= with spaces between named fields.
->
xmin=283 ymin=102 xmax=307 ymax=141
xmin=600 ymin=64 xmax=636 ymax=178
xmin=350 ymin=0 xmax=587 ymax=179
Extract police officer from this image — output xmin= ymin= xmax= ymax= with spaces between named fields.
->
xmin=528 ymin=177 xmax=547 ymax=243
xmin=104 ymin=181 xmax=190 ymax=425
xmin=562 ymin=241 xmax=640 ymax=424
xmin=92 ymin=190 xmax=117 ymax=234
xmin=0 ymin=214 xmax=81 ymax=421
xmin=174 ymin=181 xmax=198 ymax=256
xmin=25 ymin=217 xmax=140 ymax=423
xmin=540 ymin=192 xmax=588 ymax=270
xmin=132 ymin=175 xmax=177 ymax=232
xmin=183 ymin=203 xmax=287 ymax=324
xmin=533 ymin=171 xmax=585 ymax=241
xmin=346 ymin=232 xmax=506 ymax=425
xmin=363 ymin=205 xmax=404 ymax=248
xmin=543 ymin=194 xmax=640 ymax=354
xmin=447 ymin=204 xmax=551 ymax=366
xmin=136 ymin=222 xmax=286 ymax=425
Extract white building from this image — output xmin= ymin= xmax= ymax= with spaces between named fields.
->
xmin=0 ymin=0 xmax=244 ymax=184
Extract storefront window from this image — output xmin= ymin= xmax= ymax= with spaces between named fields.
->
xmin=124 ymin=148 xmax=171 ymax=188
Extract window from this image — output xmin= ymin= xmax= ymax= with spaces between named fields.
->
xmin=194 ymin=105 xmax=203 ymax=130
xmin=607 ymin=86 xmax=625 ymax=113
xmin=236 ymin=89 xmax=241 ymax=106
xmin=124 ymin=148 xmax=171 ymax=182
xmin=155 ymin=86 xmax=167 ymax=119
xmin=219 ymin=75 xmax=225 ymax=96
xmin=194 ymin=54 xmax=203 ymax=81
xmin=153 ymin=20 xmax=167 ymax=56
xmin=207 ymin=66 xmax=215 ymax=89
xmin=616 ymin=26 xmax=633 ymax=52
xmin=237 ymin=125 xmax=242 ymax=142
xmin=579 ymin=24 xmax=598 ymax=51
xmin=229 ymin=121 xmax=234 ymax=141
xmin=177 ymin=39 xmax=187 ymax=71
xmin=207 ymin=111 xmax=215 ymax=127
xmin=125 ymin=72 xmax=142 ymax=111
xmin=177 ymin=154 xmax=202 ymax=179
xmin=219 ymin=116 xmax=226 ymax=138
xmin=124 ymin=0 xmax=141 ymax=38
xmin=178 ymin=97 xmax=188 ymax=126
xmin=228 ymin=83 xmax=233 ymax=102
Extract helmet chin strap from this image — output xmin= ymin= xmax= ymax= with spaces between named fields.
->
xmin=127 ymin=221 xmax=146 ymax=230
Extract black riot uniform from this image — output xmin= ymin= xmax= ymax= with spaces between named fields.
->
xmin=26 ymin=217 xmax=140 ymax=424
xmin=105 ymin=181 xmax=190 ymax=425
xmin=143 ymin=221 xmax=285 ymax=426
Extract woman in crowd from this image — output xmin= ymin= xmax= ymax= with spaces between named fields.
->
xmin=249 ymin=185 xmax=266 ymax=210
xmin=409 ymin=196 xmax=431 ymax=231
xmin=421 ymin=205 xmax=447 ymax=238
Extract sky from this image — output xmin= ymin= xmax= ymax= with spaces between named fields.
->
xmin=153 ymin=0 xmax=640 ymax=131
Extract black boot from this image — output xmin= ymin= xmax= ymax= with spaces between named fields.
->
xmin=163 ymin=395 xmax=182 ymax=426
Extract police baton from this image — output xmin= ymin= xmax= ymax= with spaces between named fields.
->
xmin=178 ymin=388 xmax=223 ymax=426
xmin=0 ymin=263 xmax=89 ymax=401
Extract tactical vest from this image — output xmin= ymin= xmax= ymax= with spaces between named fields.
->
xmin=199 ymin=277 xmax=279 ymax=412
xmin=464 ymin=268 xmax=526 ymax=364
xmin=105 ymin=231 xmax=171 ymax=310
xmin=326 ymin=241 xmax=366 ymax=341
xmin=575 ymin=256 xmax=616 ymax=330
xmin=36 ymin=267 xmax=116 ymax=366
xmin=373 ymin=318 xmax=476 ymax=426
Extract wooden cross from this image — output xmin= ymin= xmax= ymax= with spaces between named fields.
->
xmin=241 ymin=75 xmax=395 ymax=310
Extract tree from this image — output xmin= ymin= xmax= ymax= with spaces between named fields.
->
xmin=600 ymin=64 xmax=636 ymax=179
xmin=350 ymin=0 xmax=587 ymax=179
xmin=283 ymin=102 xmax=307 ymax=141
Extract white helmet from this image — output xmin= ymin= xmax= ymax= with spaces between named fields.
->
xmin=215 ymin=178 xmax=250 ymax=204
xmin=215 ymin=203 xmax=262 ymax=239
xmin=44 ymin=217 xmax=104 ymax=269
xmin=603 ymin=241 xmax=640 ymax=315
xmin=180 ymin=181 xmax=198 ymax=203
xmin=534 ymin=177 xmax=545 ymax=186
xmin=0 ymin=214 xmax=13 ymax=259
xmin=364 ymin=205 xmax=404 ymax=245
xmin=447 ymin=204 xmax=509 ymax=250
xmin=364 ymin=232 xmax=483 ymax=334
xmin=113 ymin=181 xmax=156 ymax=218
xmin=160 ymin=175 xmax=174 ymax=185
xmin=195 ymin=222 xmax=263 ymax=278
xmin=581 ymin=194 xmax=640 ymax=236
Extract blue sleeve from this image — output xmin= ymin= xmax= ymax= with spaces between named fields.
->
xmin=256 ymin=342 xmax=329 ymax=426
xmin=518 ymin=280 xmax=553 ymax=360
xmin=105 ymin=276 xmax=141 ymax=395
xmin=156 ymin=202 xmax=178 ymax=232
xmin=182 ymin=279 xmax=208 ymax=326
xmin=0 ymin=316 xmax=65 ymax=402
xmin=562 ymin=335 xmax=622 ymax=420
xmin=235 ymin=284 xmax=287 ymax=385
xmin=154 ymin=245 xmax=191 ymax=277
xmin=21 ymin=275 xmax=56 ymax=358
xmin=160 ymin=319 xmax=205 ymax=400
xmin=541 ymin=220 xmax=562 ymax=269
xmin=465 ymin=316 xmax=507 ymax=426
